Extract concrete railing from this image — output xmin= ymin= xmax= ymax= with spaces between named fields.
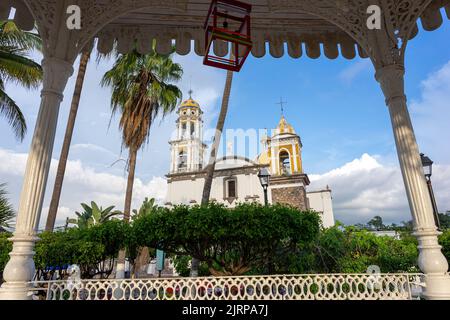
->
xmin=30 ymin=273 xmax=424 ymax=300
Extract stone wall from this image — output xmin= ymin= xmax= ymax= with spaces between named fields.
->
xmin=271 ymin=185 xmax=308 ymax=211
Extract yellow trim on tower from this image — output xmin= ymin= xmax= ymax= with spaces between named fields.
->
xmin=296 ymin=143 xmax=302 ymax=173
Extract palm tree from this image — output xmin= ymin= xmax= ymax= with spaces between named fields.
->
xmin=132 ymin=197 xmax=159 ymax=220
xmin=67 ymin=201 xmax=122 ymax=229
xmin=101 ymin=45 xmax=182 ymax=278
xmin=101 ymin=45 xmax=183 ymax=222
xmin=0 ymin=20 xmax=42 ymax=141
xmin=45 ymin=47 xmax=92 ymax=232
xmin=0 ymin=183 xmax=15 ymax=229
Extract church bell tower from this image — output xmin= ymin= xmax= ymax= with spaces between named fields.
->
xmin=258 ymin=115 xmax=310 ymax=210
xmin=169 ymin=92 xmax=207 ymax=173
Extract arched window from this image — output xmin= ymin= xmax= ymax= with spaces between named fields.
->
xmin=178 ymin=151 xmax=187 ymax=170
xmin=279 ymin=151 xmax=291 ymax=175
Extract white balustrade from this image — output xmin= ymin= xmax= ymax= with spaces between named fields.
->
xmin=30 ymin=273 xmax=424 ymax=300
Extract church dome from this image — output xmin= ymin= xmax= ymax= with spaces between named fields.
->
xmin=180 ymin=98 xmax=200 ymax=109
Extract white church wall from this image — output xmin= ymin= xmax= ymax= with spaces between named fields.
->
xmin=166 ymin=177 xmax=335 ymax=227
xmin=166 ymin=178 xmax=205 ymax=205
xmin=306 ymin=190 xmax=335 ymax=228
xmin=167 ymin=173 xmax=267 ymax=208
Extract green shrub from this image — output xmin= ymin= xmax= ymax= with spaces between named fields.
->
xmin=34 ymin=221 xmax=129 ymax=279
xmin=0 ymin=232 xmax=12 ymax=281
xmin=314 ymin=226 xmax=419 ymax=273
xmin=133 ymin=202 xmax=321 ymax=276
xmin=439 ymin=229 xmax=450 ymax=262
xmin=171 ymin=255 xmax=211 ymax=277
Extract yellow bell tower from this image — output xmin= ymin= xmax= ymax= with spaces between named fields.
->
xmin=257 ymin=115 xmax=309 ymax=211
xmin=259 ymin=116 xmax=303 ymax=176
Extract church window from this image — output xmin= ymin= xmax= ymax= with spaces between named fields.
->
xmin=190 ymin=122 xmax=195 ymax=136
xmin=178 ymin=151 xmax=187 ymax=169
xmin=228 ymin=180 xmax=236 ymax=198
xmin=224 ymin=177 xmax=238 ymax=201
xmin=279 ymin=151 xmax=291 ymax=175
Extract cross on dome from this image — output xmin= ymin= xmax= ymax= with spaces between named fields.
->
xmin=180 ymin=89 xmax=201 ymax=109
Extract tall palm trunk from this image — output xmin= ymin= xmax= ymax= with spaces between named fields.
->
xmin=201 ymin=70 xmax=234 ymax=204
xmin=116 ymin=145 xmax=138 ymax=278
xmin=124 ymin=146 xmax=138 ymax=221
xmin=190 ymin=70 xmax=234 ymax=277
xmin=45 ymin=49 xmax=91 ymax=231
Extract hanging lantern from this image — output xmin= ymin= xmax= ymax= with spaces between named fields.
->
xmin=203 ymin=0 xmax=252 ymax=72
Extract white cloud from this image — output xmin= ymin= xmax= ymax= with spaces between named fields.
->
xmin=310 ymin=153 xmax=450 ymax=225
xmin=0 ymin=148 xmax=167 ymax=229
xmin=338 ymin=59 xmax=372 ymax=84
xmin=309 ymin=153 xmax=381 ymax=180
xmin=41 ymin=206 xmax=72 ymax=227
xmin=71 ymin=143 xmax=118 ymax=157
xmin=411 ymin=60 xmax=450 ymax=164
xmin=2 ymin=148 xmax=449 ymax=230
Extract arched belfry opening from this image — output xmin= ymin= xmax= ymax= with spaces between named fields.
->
xmin=279 ymin=150 xmax=291 ymax=176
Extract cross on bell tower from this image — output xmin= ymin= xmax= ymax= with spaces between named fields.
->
xmin=276 ymin=97 xmax=287 ymax=116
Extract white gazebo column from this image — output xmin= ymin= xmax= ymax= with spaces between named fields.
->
xmin=376 ymin=64 xmax=450 ymax=300
xmin=0 ymin=58 xmax=74 ymax=300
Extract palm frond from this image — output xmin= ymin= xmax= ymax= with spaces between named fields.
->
xmin=0 ymin=183 xmax=15 ymax=228
xmin=101 ymin=45 xmax=183 ymax=152
xmin=0 ymin=21 xmax=42 ymax=52
xmin=0 ymin=87 xmax=26 ymax=140
xmin=0 ymin=51 xmax=42 ymax=88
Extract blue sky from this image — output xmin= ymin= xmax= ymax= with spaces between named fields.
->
xmin=0 ymin=15 xmax=449 ymax=227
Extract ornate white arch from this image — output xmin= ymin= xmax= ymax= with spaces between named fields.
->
xmin=15 ymin=0 xmax=444 ymax=65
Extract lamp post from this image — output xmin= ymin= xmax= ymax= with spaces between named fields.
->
xmin=258 ymin=168 xmax=271 ymax=206
xmin=420 ymin=153 xmax=441 ymax=230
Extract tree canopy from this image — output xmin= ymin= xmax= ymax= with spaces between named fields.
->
xmin=34 ymin=220 xmax=131 ymax=279
xmin=133 ymin=202 xmax=321 ymax=276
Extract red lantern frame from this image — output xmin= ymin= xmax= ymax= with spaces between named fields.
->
xmin=203 ymin=0 xmax=252 ymax=72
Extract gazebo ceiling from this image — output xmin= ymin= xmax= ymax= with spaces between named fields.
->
xmin=1 ymin=0 xmax=449 ymax=59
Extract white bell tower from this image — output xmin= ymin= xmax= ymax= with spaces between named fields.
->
xmin=169 ymin=91 xmax=206 ymax=173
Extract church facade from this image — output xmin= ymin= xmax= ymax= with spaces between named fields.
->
xmin=165 ymin=96 xmax=335 ymax=228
